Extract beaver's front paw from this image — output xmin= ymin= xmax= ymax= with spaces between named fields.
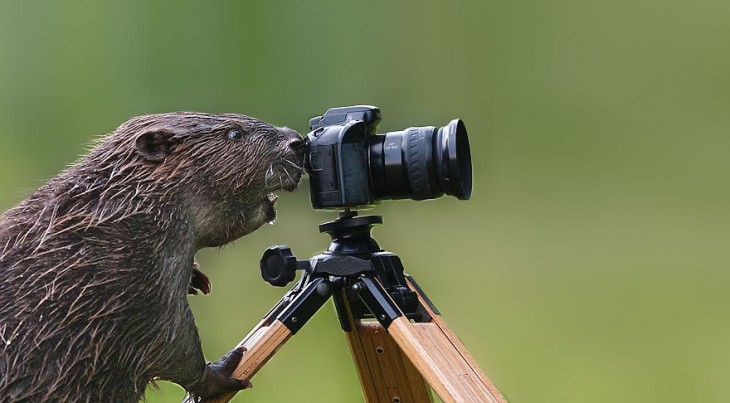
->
xmin=188 ymin=262 xmax=211 ymax=295
xmin=185 ymin=347 xmax=251 ymax=402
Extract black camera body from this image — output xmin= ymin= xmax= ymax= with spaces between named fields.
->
xmin=305 ymin=105 xmax=472 ymax=210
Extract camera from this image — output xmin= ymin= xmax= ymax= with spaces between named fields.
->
xmin=304 ymin=105 xmax=472 ymax=209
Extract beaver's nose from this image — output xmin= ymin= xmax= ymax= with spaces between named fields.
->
xmin=288 ymin=136 xmax=305 ymax=152
xmin=279 ymin=127 xmax=305 ymax=151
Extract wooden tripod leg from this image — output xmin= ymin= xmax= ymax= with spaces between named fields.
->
xmin=341 ymin=291 xmax=434 ymax=403
xmin=381 ymin=278 xmax=507 ymax=403
xmin=204 ymin=276 xmax=332 ymax=403
xmin=230 ymin=319 xmax=292 ymax=382
xmin=341 ymin=278 xmax=507 ymax=403
xmin=388 ymin=318 xmax=505 ymax=403
xmin=204 ymin=318 xmax=293 ymax=403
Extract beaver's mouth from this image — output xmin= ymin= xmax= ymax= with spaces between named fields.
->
xmin=262 ymin=167 xmax=302 ymax=223
xmin=263 ymin=193 xmax=279 ymax=224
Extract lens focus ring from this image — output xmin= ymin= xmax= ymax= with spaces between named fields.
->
xmin=403 ymin=128 xmax=434 ymax=200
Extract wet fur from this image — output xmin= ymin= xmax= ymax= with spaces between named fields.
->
xmin=0 ymin=112 xmax=303 ymax=401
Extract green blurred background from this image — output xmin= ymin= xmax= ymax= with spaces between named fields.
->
xmin=1 ymin=1 xmax=728 ymax=402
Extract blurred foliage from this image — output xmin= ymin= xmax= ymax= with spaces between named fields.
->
xmin=1 ymin=1 xmax=729 ymax=402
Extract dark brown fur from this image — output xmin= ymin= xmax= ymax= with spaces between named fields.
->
xmin=0 ymin=112 xmax=304 ymax=402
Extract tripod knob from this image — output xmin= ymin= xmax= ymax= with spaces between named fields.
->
xmin=260 ymin=246 xmax=298 ymax=287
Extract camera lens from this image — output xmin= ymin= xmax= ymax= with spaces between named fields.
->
xmin=368 ymin=119 xmax=472 ymax=201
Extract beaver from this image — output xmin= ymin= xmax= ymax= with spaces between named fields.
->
xmin=0 ymin=112 xmax=305 ymax=402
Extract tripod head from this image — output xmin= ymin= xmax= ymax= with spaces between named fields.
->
xmin=260 ymin=209 xmax=381 ymax=285
xmin=259 ymin=210 xmax=379 ymax=286
xmin=259 ymin=210 xmax=429 ymax=327
xmin=318 ymin=209 xmax=382 ymax=255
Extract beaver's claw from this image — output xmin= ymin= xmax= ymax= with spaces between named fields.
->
xmin=188 ymin=262 xmax=211 ymax=295
xmin=185 ymin=347 xmax=251 ymax=402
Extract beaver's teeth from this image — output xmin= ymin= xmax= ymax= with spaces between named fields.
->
xmin=266 ymin=193 xmax=278 ymax=225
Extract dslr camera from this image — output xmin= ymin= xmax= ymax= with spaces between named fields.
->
xmin=304 ymin=105 xmax=472 ymax=209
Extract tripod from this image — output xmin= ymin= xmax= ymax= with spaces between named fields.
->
xmin=209 ymin=210 xmax=506 ymax=403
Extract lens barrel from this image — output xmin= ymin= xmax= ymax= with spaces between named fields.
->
xmin=369 ymin=119 xmax=472 ymax=201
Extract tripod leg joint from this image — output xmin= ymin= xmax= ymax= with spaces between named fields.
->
xmin=276 ymin=277 xmax=333 ymax=334
xmin=351 ymin=276 xmax=402 ymax=329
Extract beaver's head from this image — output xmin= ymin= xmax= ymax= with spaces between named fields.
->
xmin=91 ymin=112 xmax=305 ymax=248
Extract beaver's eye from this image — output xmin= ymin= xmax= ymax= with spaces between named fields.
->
xmin=227 ymin=129 xmax=243 ymax=141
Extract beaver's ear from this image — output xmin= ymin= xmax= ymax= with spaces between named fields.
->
xmin=135 ymin=130 xmax=178 ymax=162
